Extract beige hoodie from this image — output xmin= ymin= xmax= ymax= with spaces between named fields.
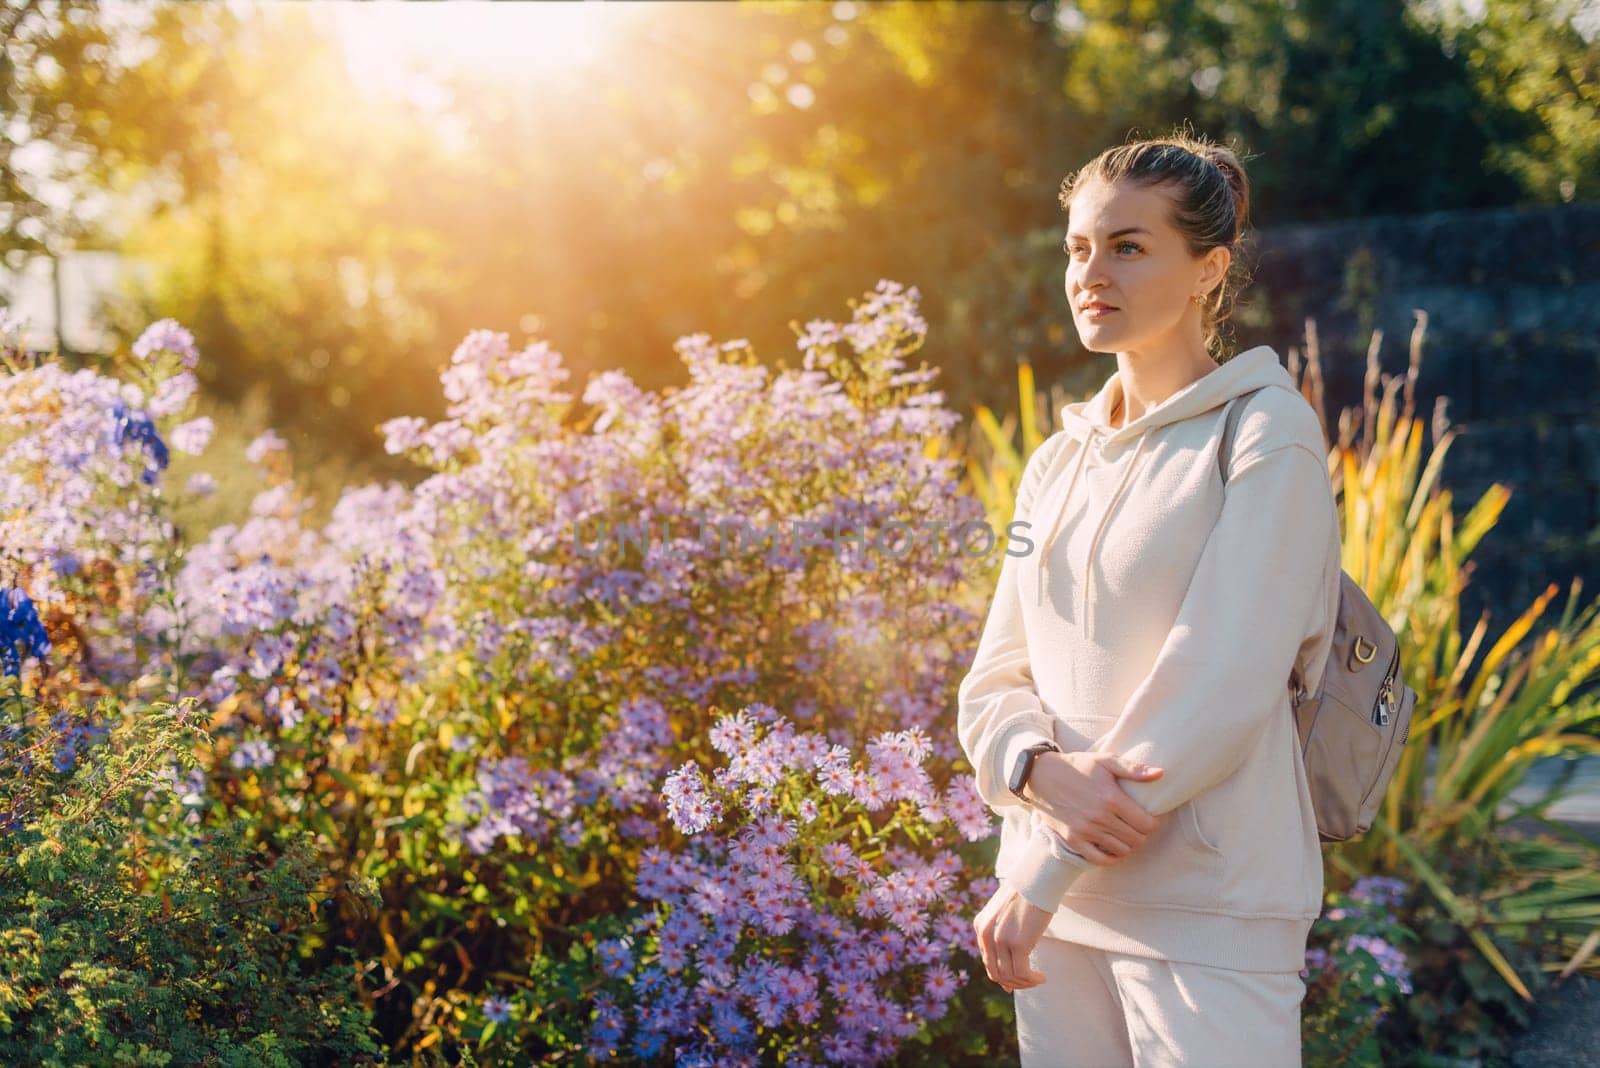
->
xmin=957 ymin=344 xmax=1342 ymax=973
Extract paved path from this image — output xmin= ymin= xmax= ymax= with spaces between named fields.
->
xmin=1500 ymin=755 xmax=1600 ymax=826
xmin=1509 ymin=974 xmax=1600 ymax=1067
xmin=1500 ymin=756 xmax=1599 ymax=1066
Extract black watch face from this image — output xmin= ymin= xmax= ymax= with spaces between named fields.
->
xmin=1010 ymin=745 xmax=1043 ymax=795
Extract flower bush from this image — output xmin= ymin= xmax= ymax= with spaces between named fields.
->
xmin=3 ymin=285 xmax=1031 ymax=1063
xmin=581 ymin=708 xmax=992 ymax=1065
xmin=1301 ymin=876 xmax=1418 ymax=1067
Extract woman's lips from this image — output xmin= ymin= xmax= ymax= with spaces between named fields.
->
xmin=1083 ymin=307 xmax=1117 ymax=319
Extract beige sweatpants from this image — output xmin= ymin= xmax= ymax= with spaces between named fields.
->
xmin=1013 ymin=935 xmax=1306 ymax=1068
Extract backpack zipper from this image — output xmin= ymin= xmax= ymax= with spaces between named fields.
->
xmin=1360 ymin=646 xmax=1405 ymax=808
xmin=1373 ymin=645 xmax=1400 ymax=726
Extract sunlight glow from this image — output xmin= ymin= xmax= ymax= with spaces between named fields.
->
xmin=328 ymin=0 xmax=643 ymax=88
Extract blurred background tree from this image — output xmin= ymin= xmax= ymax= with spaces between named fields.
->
xmin=1 ymin=0 xmax=1594 ymax=475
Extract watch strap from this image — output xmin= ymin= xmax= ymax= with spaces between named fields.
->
xmin=1008 ymin=740 xmax=1059 ymax=801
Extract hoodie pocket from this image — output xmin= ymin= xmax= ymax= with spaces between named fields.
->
xmin=1183 ymin=795 xmax=1224 ymax=857
xmin=1061 ymin=796 xmax=1225 ymax=910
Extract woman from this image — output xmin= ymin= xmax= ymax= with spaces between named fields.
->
xmin=956 ymin=132 xmax=1343 ymax=1067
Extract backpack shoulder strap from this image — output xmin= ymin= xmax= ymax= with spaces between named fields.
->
xmin=1214 ymin=383 xmax=1320 ymax=702
xmin=1217 ymin=385 xmax=1273 ymax=487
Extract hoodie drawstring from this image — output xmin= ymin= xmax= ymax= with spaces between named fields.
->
xmin=1033 ymin=429 xmax=1150 ymax=630
xmin=1077 ymin=432 xmax=1149 ymax=629
xmin=1034 ymin=433 xmax=1094 ymax=609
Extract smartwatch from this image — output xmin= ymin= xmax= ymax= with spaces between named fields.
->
xmin=1007 ymin=740 xmax=1060 ymax=802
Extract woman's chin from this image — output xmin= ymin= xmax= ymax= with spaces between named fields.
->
xmin=1077 ymin=328 xmax=1123 ymax=353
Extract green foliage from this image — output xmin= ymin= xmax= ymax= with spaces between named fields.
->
xmin=1416 ymin=0 xmax=1600 ymax=203
xmin=0 ymin=692 xmax=382 ymax=1066
xmin=1372 ymin=835 xmax=1547 ymax=1064
xmin=1 ymin=0 xmax=128 ymax=254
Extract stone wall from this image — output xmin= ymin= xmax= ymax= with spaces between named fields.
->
xmin=1241 ymin=202 xmax=1600 ymax=631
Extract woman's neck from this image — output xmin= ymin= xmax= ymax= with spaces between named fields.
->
xmin=1113 ymin=351 xmax=1218 ymax=427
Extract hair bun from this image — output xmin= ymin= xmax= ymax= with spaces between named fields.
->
xmin=1199 ymin=146 xmax=1250 ymax=239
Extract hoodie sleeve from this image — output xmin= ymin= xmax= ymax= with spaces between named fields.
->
xmin=1003 ymin=437 xmax=1340 ymax=913
xmin=956 ymin=433 xmax=1087 ymax=814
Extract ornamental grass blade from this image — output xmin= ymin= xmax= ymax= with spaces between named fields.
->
xmin=1374 ymin=817 xmax=1533 ymax=1001
xmin=1559 ymin=928 xmax=1600 ymax=979
xmin=1017 ymin=362 xmax=1039 ymax=453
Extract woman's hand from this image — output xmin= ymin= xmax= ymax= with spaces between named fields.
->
xmin=973 ymin=880 xmax=1052 ymax=992
xmin=1023 ymin=750 xmax=1164 ymax=864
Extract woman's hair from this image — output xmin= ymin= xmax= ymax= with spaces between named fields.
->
xmin=1058 ymin=125 xmax=1256 ymax=362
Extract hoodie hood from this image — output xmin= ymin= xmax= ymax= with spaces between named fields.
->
xmin=1058 ymin=344 xmax=1291 ymax=446
xmin=1034 ymin=344 xmax=1295 ymax=619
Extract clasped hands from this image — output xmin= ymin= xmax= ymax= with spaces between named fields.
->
xmin=973 ymin=751 xmax=1164 ymax=993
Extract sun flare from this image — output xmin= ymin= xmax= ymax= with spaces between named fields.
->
xmin=328 ymin=0 xmax=643 ymax=87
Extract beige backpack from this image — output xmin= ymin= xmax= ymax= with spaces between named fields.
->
xmin=1220 ymin=387 xmax=1417 ymax=843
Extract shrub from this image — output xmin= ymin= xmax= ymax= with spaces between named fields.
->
xmin=8 ymin=285 xmax=1021 ymax=1060
xmin=0 ymin=691 xmax=381 ymax=1066
xmin=1302 ymin=876 xmax=1419 ymax=1067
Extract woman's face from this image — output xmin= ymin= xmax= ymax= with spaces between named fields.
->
xmin=1062 ymin=177 xmax=1227 ymax=355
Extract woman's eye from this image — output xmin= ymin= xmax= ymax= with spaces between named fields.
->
xmin=1063 ymin=242 xmax=1141 ymax=256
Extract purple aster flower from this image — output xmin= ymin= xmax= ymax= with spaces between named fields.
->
xmin=709 ymin=710 xmax=758 ymax=756
xmin=662 ymin=762 xmax=722 ymax=834
xmin=380 ymin=415 xmax=428 ymax=455
xmin=1345 ymin=934 xmax=1413 ymax=993
xmin=132 ymin=318 xmax=199 ymax=369
xmin=1349 ymin=875 xmax=1407 ymax=909
xmin=588 ymin=990 xmax=627 ymax=1057
xmin=170 ymin=416 xmax=214 ymax=455
xmin=597 ymin=936 xmax=634 ymax=978
xmin=245 ymin=429 xmax=287 ymax=464
xmin=148 ymin=371 xmax=196 ymax=418
xmin=230 ymin=738 xmax=275 ymax=770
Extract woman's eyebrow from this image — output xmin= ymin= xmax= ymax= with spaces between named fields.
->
xmin=1064 ymin=227 xmax=1152 ymax=240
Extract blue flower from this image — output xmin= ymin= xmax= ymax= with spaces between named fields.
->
xmin=631 ymin=1029 xmax=666 ymax=1058
xmin=52 ymin=720 xmax=109 ymax=773
xmin=587 ymin=991 xmax=627 ymax=1053
xmin=111 ymin=401 xmax=170 ymax=484
xmin=481 ymin=993 xmax=512 ymax=1023
xmin=596 ymin=936 xmax=634 ymax=978
xmin=1 ymin=587 xmax=52 ymax=677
